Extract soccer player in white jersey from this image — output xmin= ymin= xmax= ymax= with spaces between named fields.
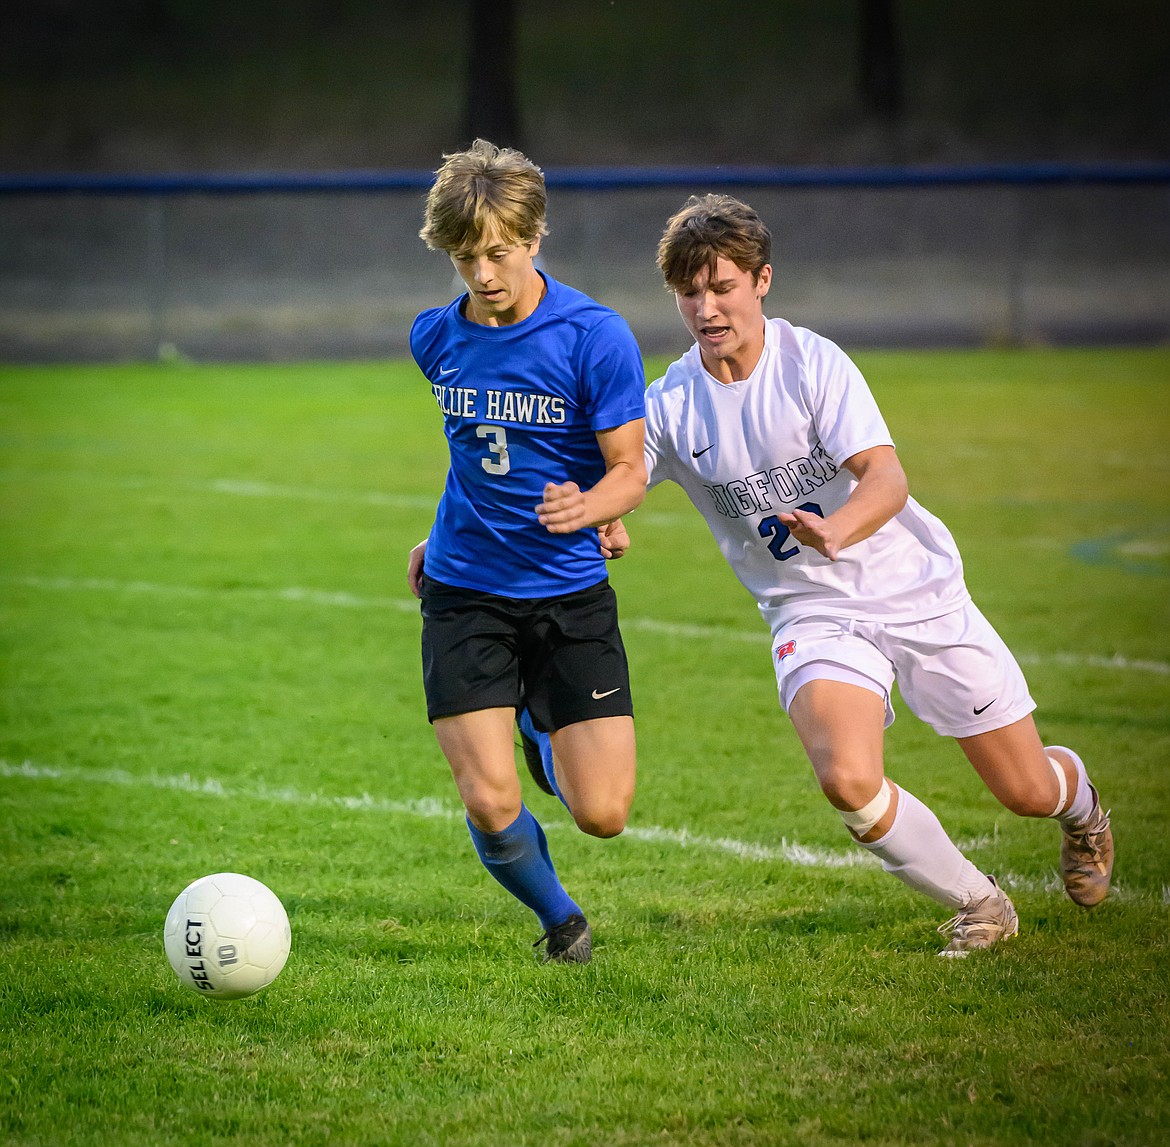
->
xmin=405 ymin=141 xmax=647 ymax=963
xmin=636 ymin=194 xmax=1112 ymax=954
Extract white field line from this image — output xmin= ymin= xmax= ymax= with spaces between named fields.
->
xmin=0 ymin=472 xmax=695 ymax=526
xmin=205 ymin=479 xmax=692 ymax=527
xmin=209 ymin=479 xmax=695 ymax=527
xmin=0 ymin=757 xmax=862 ymax=872
xmin=206 ymin=479 xmax=437 ymax=510
xmin=5 ymin=574 xmax=420 ymax=614
xmin=0 ymin=472 xmax=440 ymax=511
xmin=1 ymin=759 xmax=1163 ymax=906
xmin=5 ymin=573 xmax=1169 ymax=676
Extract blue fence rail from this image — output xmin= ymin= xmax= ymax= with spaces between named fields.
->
xmin=3 ymin=162 xmax=1170 ymax=196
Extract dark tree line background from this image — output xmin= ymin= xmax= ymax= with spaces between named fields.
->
xmin=465 ymin=0 xmax=905 ymax=151
xmin=2 ymin=0 xmax=1167 ymax=172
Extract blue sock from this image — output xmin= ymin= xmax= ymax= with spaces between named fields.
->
xmin=517 ymin=706 xmax=568 ymax=807
xmin=466 ymin=805 xmax=582 ymax=931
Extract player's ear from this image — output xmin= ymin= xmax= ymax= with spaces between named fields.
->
xmin=755 ymin=264 xmax=773 ymax=299
xmin=527 ymin=235 xmax=542 ymax=259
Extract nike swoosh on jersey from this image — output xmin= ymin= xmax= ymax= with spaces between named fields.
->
xmin=592 ymin=687 xmax=621 ymax=700
xmin=973 ymin=699 xmax=997 ymax=715
xmin=438 ymin=364 xmax=459 ymax=376
xmin=691 ymin=444 xmax=715 ymax=459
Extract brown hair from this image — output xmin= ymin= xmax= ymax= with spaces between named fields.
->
xmin=657 ymin=194 xmax=772 ymax=292
xmin=419 ymin=139 xmax=549 ymax=254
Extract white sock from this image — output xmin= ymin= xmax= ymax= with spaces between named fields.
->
xmin=1046 ymin=746 xmax=1096 ymax=825
xmin=859 ymin=784 xmax=995 ymax=910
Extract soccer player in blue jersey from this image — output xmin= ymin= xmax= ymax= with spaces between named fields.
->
xmin=405 ymin=140 xmax=647 ymax=963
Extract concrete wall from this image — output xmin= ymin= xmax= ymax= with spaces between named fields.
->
xmin=3 ymin=181 xmax=1167 ymax=362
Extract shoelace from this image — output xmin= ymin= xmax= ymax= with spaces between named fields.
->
xmin=532 ymin=921 xmax=572 ymax=950
xmin=1064 ymin=808 xmax=1112 ymax=867
xmin=937 ymin=894 xmax=1005 ymax=940
xmin=533 ymin=916 xmax=586 ymax=954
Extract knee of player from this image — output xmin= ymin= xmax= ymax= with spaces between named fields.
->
xmin=571 ymin=799 xmax=630 ymax=839
xmin=998 ymin=784 xmax=1056 ymax=819
xmin=462 ymin=789 xmax=522 ymax=833
xmin=816 ymin=764 xmax=882 ymax=812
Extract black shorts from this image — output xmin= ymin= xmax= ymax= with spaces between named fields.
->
xmin=419 ymin=575 xmax=633 ymax=733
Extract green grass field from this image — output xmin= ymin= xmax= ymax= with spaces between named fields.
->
xmin=2 ymin=349 xmax=1168 ymax=1146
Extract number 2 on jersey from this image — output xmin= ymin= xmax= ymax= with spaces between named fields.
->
xmin=758 ymin=501 xmax=824 ymax=560
xmin=476 ymin=424 xmax=510 ymax=475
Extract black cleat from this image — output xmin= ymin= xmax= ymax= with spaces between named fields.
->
xmin=517 ymin=722 xmax=556 ymax=797
xmin=534 ymin=914 xmax=592 ymax=964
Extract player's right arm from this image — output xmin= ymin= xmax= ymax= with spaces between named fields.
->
xmin=778 ymin=445 xmax=907 ymax=561
xmin=536 ymin=417 xmax=647 ymax=535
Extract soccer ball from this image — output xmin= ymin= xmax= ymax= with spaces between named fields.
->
xmin=164 ymin=872 xmax=291 ymax=1000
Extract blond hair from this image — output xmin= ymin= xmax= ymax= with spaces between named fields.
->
xmin=419 ymin=139 xmax=549 ymax=253
xmin=657 ymin=194 xmax=772 ymax=292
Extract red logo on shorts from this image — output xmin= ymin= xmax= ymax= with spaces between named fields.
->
xmin=776 ymin=640 xmax=797 ymax=661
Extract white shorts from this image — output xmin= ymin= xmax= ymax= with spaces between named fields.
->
xmin=770 ymin=603 xmax=1036 ymax=738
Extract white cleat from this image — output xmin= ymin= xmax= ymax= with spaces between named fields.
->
xmin=937 ymin=877 xmax=1019 ymax=958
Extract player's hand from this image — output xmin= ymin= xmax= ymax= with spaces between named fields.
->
xmin=407 ymin=538 xmax=428 ymax=598
xmin=598 ymin=518 xmax=630 ymax=560
xmin=779 ymin=509 xmax=841 ymax=561
xmin=536 ymin=481 xmax=589 ymax=534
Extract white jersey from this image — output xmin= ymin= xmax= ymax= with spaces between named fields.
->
xmin=644 ymin=317 xmax=971 ymax=630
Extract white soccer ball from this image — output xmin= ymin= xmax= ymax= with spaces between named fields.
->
xmin=164 ymin=872 xmax=291 ymax=1000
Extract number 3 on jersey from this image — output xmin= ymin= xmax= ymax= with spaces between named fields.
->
xmin=758 ymin=501 xmax=824 ymax=560
xmin=476 ymin=424 xmax=510 ymax=475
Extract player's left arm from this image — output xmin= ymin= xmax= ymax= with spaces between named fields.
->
xmin=779 ymin=445 xmax=908 ymax=561
xmin=406 ymin=536 xmax=428 ymax=598
xmin=536 ymin=418 xmax=647 ymax=535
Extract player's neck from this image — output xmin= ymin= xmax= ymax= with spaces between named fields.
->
xmin=464 ymin=269 xmax=547 ymax=328
xmin=700 ymin=334 xmax=765 ymax=385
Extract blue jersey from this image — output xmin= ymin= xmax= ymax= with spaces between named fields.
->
xmin=411 ymin=272 xmax=646 ymax=598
